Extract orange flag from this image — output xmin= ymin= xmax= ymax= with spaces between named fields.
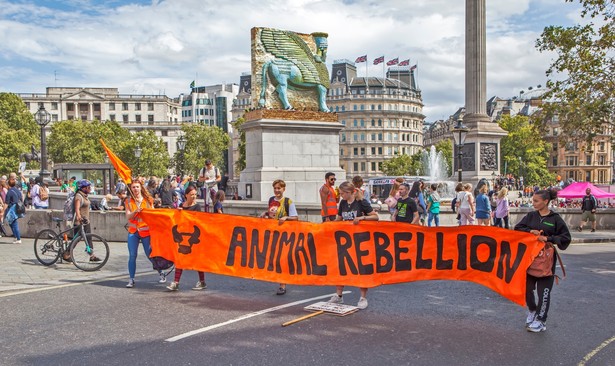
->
xmin=100 ymin=139 xmax=132 ymax=184
xmin=141 ymin=209 xmax=545 ymax=306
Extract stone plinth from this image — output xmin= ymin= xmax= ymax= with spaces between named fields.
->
xmin=238 ymin=117 xmax=345 ymax=203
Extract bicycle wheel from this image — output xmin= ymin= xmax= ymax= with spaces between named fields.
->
xmin=70 ymin=234 xmax=110 ymax=271
xmin=34 ymin=229 xmax=62 ymax=266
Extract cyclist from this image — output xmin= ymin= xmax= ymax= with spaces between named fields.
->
xmin=73 ymin=179 xmax=101 ymax=262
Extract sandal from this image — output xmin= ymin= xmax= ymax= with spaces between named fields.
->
xmin=276 ymin=287 xmax=286 ymax=295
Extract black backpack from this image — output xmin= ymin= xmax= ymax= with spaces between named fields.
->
xmin=15 ymin=200 xmax=26 ymax=215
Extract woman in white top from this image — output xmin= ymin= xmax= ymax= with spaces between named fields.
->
xmin=456 ymin=183 xmax=475 ymax=225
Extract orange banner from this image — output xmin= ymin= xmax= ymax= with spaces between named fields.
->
xmin=100 ymin=139 xmax=132 ymax=184
xmin=140 ymin=209 xmax=544 ymax=306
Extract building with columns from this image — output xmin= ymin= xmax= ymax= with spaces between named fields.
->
xmin=327 ymin=59 xmax=425 ymax=179
xmin=18 ymin=87 xmax=183 ymax=154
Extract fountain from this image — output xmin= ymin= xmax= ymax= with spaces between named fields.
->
xmin=421 ymin=146 xmax=457 ymax=198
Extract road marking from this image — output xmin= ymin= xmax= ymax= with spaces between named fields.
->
xmin=165 ymin=290 xmax=352 ymax=342
xmin=578 ymin=335 xmax=615 ymax=366
xmin=0 ymin=271 xmax=150 ymax=298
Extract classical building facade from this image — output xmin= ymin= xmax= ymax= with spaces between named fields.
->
xmin=327 ymin=60 xmax=426 ymax=179
xmin=18 ymin=87 xmax=183 ymax=154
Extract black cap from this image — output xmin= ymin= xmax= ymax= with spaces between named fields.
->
xmin=205 ymin=159 xmax=212 ymax=165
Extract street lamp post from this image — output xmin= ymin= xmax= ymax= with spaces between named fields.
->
xmin=134 ymin=145 xmax=142 ymax=177
xmin=452 ymin=118 xmax=469 ymax=183
xmin=176 ymin=135 xmax=186 ymax=177
xmin=518 ymin=156 xmax=523 ymax=190
xmin=34 ymin=106 xmax=51 ymax=179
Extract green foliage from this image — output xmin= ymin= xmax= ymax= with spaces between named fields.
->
xmin=434 ymin=139 xmax=453 ymax=177
xmin=0 ymin=93 xmax=39 ymax=172
xmin=128 ymin=130 xmax=170 ymax=177
xmin=48 ymin=120 xmax=131 ymax=164
xmin=232 ymin=117 xmax=246 ymax=173
xmin=535 ymin=0 xmax=615 ymax=141
xmin=381 ymin=152 xmax=422 ymax=176
xmin=174 ymin=124 xmax=230 ymax=177
xmin=499 ymin=115 xmax=555 ymax=186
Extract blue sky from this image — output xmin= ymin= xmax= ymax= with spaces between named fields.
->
xmin=0 ymin=0 xmax=582 ymax=120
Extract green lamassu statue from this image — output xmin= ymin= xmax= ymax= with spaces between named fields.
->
xmin=254 ymin=28 xmax=330 ymax=112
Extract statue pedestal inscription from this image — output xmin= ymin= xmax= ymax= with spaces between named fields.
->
xmin=239 ymin=114 xmax=345 ymax=203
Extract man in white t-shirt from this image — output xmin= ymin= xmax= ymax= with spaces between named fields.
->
xmin=198 ymin=159 xmax=221 ymax=212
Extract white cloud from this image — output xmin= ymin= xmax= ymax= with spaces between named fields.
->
xmin=0 ymin=0 xmax=584 ymax=121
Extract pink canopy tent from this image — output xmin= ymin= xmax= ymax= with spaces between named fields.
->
xmin=557 ymin=182 xmax=615 ymax=199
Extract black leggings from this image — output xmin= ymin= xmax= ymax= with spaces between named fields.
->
xmin=526 ymin=274 xmax=555 ymax=322
xmin=494 ymin=215 xmax=509 ymax=229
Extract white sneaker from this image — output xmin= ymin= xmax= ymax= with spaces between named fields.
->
xmin=166 ymin=281 xmax=179 ymax=291
xmin=12 ymin=239 xmax=22 ymax=244
xmin=525 ymin=310 xmax=536 ymax=326
xmin=192 ymin=281 xmax=207 ymax=290
xmin=328 ymin=294 xmax=343 ymax=304
xmin=527 ymin=320 xmax=547 ymax=333
xmin=126 ymin=279 xmax=135 ymax=288
xmin=357 ymin=297 xmax=368 ymax=310
xmin=158 ymin=273 xmax=167 ymax=283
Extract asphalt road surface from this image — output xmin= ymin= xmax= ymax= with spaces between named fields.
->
xmin=2 ymin=243 xmax=614 ymax=366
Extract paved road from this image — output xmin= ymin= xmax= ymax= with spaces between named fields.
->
xmin=1 ymin=235 xmax=615 ymax=365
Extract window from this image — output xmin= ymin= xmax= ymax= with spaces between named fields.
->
xmin=371 ymin=162 xmax=376 ymax=171
xmin=51 ymin=102 xmax=58 ymax=110
xmin=360 ymin=134 xmax=365 ymax=141
xmin=148 ymin=115 xmax=154 ymax=122
xmin=354 ymin=133 xmax=358 ymax=141
xmin=371 ymin=147 xmax=376 ymax=155
xmin=109 ymin=103 xmax=115 ymax=111
xmin=371 ymin=133 xmax=376 ymax=141
xmin=378 ymin=147 xmax=383 ymax=154
xmin=552 ymin=128 xmax=559 ymax=136
xmin=552 ymin=143 xmax=558 ymax=151
xmin=598 ymin=155 xmax=606 ymax=165
xmin=371 ymin=104 xmax=375 ymax=110
xmin=341 ymin=120 xmax=346 ymax=126
xmin=340 ymin=149 xmax=344 ymax=156
xmin=341 ymin=134 xmax=346 ymax=142
xmin=122 ymin=114 xmax=128 ymax=122
xmin=361 ymin=147 xmax=365 ymax=155
xmin=148 ymin=103 xmax=154 ymax=111
xmin=52 ymin=114 xmax=58 ymax=121
xmin=135 ymin=114 xmax=141 ymax=122
xmin=599 ymin=142 xmax=606 ymax=152
xmin=360 ymin=119 xmax=364 ymax=127
xmin=353 ymin=162 xmax=359 ymax=171
xmin=586 ymin=155 xmax=592 ymax=165
xmin=354 ymin=147 xmax=359 ymax=156
xmin=565 ymin=156 xmax=578 ymax=166
xmin=122 ymin=103 xmax=128 ymax=111
xmin=361 ymin=162 xmax=366 ymax=171
xmin=378 ymin=133 xmax=383 ymax=141
xmin=353 ymin=119 xmax=358 ymax=127
xmin=109 ymin=114 xmax=116 ymax=121
xmin=552 ymin=156 xmax=557 ymax=166
xmin=360 ymin=104 xmax=364 ymax=111
xmin=161 ymin=130 xmax=168 ymax=136
xmin=135 ymin=103 xmax=141 ymax=111
xmin=353 ymin=105 xmax=357 ymax=111
xmin=371 ymin=119 xmax=375 ymax=127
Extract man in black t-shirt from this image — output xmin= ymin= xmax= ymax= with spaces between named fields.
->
xmin=578 ymin=188 xmax=598 ymax=232
xmin=393 ymin=183 xmax=419 ymax=224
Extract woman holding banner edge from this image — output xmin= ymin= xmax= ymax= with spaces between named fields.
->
xmin=328 ymin=181 xmax=379 ymax=309
xmin=514 ymin=188 xmax=571 ymax=333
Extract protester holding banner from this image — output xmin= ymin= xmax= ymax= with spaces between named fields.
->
xmin=261 ymin=179 xmax=299 ymax=296
xmin=125 ymin=179 xmax=166 ymax=288
xmin=514 ymin=188 xmax=571 ymax=333
xmin=167 ymin=185 xmax=206 ymax=291
xmin=329 ymin=181 xmax=379 ymax=309
xmin=456 ymin=183 xmax=475 ymax=225
xmin=392 ymin=183 xmax=419 ymax=224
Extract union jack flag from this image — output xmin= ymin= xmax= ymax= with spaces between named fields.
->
xmin=410 ymin=64 xmax=417 ymax=71
xmin=373 ymin=56 xmax=384 ymax=65
xmin=386 ymin=58 xmax=399 ymax=66
xmin=355 ymin=55 xmax=367 ymax=63
xmin=398 ymin=59 xmax=410 ymax=66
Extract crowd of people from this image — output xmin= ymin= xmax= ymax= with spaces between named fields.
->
xmin=2 ymin=166 xmax=608 ymax=333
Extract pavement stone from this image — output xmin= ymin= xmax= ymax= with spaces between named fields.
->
xmin=1 ymin=229 xmax=614 ymax=294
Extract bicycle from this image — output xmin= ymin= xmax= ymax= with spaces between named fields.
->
xmin=34 ymin=217 xmax=110 ymax=271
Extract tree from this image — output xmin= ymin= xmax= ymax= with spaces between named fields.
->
xmin=127 ymin=130 xmax=170 ymax=177
xmin=499 ymin=115 xmax=554 ymax=186
xmin=381 ymin=152 xmax=422 ymax=176
xmin=434 ymin=139 xmax=453 ymax=177
xmin=0 ymin=93 xmax=39 ymax=172
xmin=535 ymin=0 xmax=615 ymax=142
xmin=48 ymin=120 xmax=131 ymax=164
xmin=232 ymin=117 xmax=246 ymax=173
xmin=174 ymin=124 xmax=230 ymax=177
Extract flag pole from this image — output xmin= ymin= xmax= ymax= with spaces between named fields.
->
xmin=366 ymin=56 xmax=369 ymax=94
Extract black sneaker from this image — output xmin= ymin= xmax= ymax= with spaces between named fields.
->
xmin=591 ymin=229 xmax=596 ymax=232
